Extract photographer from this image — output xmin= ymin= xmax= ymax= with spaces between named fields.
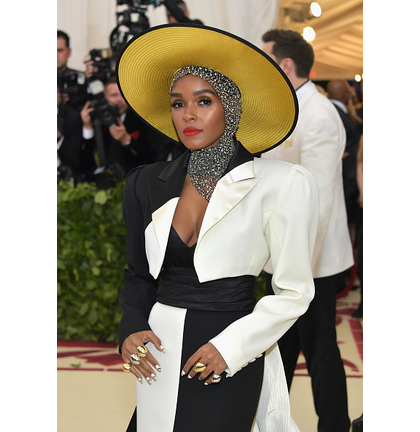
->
xmin=80 ymin=76 xmax=158 ymax=184
xmin=57 ymin=30 xmax=88 ymax=111
xmin=57 ymin=83 xmax=84 ymax=183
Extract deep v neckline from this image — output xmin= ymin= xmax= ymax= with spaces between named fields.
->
xmin=171 ymin=225 xmax=197 ymax=249
xmin=171 ymin=173 xmax=209 ymax=247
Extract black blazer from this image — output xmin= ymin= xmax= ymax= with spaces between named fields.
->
xmin=57 ymin=103 xmax=84 ymax=177
xmin=332 ymin=104 xmax=360 ymax=206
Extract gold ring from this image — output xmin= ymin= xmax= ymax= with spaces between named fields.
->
xmin=211 ymin=374 xmax=221 ymax=384
xmin=194 ymin=362 xmax=207 ymax=373
xmin=130 ymin=354 xmax=141 ymax=365
xmin=136 ymin=345 xmax=148 ymax=358
xmin=122 ymin=363 xmax=132 ymax=373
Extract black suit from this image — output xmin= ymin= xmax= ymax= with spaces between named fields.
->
xmin=331 ymin=102 xmax=361 ymax=223
xmin=83 ymin=109 xmax=183 ymax=181
xmin=57 ymin=67 xmax=88 ymax=111
xmin=57 ymin=103 xmax=84 ymax=180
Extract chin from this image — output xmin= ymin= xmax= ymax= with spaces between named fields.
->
xmin=181 ymin=138 xmax=220 ymax=151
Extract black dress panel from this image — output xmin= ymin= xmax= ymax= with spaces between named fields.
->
xmin=167 ymin=226 xmax=264 ymax=431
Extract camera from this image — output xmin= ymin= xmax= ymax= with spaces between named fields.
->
xmin=84 ymin=48 xmax=119 ymax=126
xmin=110 ymin=0 xmax=162 ymax=53
xmin=59 ymin=71 xmax=88 ymax=110
xmin=89 ymin=97 xmax=120 ymax=127
xmin=88 ymin=79 xmax=119 ymax=126
xmin=61 ymin=71 xmax=85 ymax=93
xmin=84 ymin=48 xmax=115 ymax=85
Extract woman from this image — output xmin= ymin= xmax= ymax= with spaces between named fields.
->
xmin=117 ymin=24 xmax=318 ymax=431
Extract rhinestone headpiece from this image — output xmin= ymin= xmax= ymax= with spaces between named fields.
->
xmin=170 ymin=66 xmax=242 ymax=201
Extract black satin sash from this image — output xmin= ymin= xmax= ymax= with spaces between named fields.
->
xmin=157 ymin=267 xmax=257 ymax=311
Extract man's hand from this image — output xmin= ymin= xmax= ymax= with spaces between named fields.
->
xmin=109 ymin=118 xmax=131 ymax=144
xmin=80 ymin=101 xmax=94 ymax=129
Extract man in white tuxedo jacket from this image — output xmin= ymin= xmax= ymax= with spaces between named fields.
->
xmin=261 ymin=29 xmax=354 ymax=432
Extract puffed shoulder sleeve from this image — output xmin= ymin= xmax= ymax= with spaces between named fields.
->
xmin=209 ymin=164 xmax=319 ymax=376
xmin=118 ymin=166 xmax=158 ymax=352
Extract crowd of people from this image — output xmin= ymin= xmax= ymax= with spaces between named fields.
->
xmin=57 ymin=36 xmax=183 ymax=187
xmin=57 ymin=1 xmax=205 ymax=187
xmin=58 ymin=2 xmax=363 ymax=431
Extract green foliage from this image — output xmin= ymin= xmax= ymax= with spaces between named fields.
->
xmin=256 ymin=271 xmax=266 ymax=301
xmin=57 ymin=180 xmax=127 ymax=343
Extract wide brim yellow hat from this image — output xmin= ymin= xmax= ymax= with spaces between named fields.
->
xmin=116 ymin=23 xmax=298 ymax=154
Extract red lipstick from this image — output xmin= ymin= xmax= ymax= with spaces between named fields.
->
xmin=183 ymin=127 xmax=202 ymax=136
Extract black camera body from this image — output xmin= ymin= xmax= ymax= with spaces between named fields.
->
xmin=59 ymin=71 xmax=88 ymax=110
xmin=61 ymin=71 xmax=85 ymax=94
xmin=85 ymin=48 xmax=115 ymax=85
xmin=89 ymin=97 xmax=120 ymax=127
xmin=111 ymin=0 xmax=162 ymax=52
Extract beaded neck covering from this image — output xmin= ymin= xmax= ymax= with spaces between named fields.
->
xmin=170 ymin=66 xmax=242 ymax=201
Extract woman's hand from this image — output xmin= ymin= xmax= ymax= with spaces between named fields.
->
xmin=181 ymin=342 xmax=227 ymax=385
xmin=121 ymin=330 xmax=165 ymax=385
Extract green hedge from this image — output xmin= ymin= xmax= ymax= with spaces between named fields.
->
xmin=57 ymin=180 xmax=126 ymax=343
xmin=57 ymin=180 xmax=266 ymax=344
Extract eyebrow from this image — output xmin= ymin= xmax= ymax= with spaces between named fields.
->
xmin=170 ymin=89 xmax=218 ymax=98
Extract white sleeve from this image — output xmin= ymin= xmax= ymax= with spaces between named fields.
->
xmin=299 ymin=115 xmax=345 ymax=269
xmin=209 ymin=165 xmax=319 ymax=376
xmin=82 ymin=126 xmax=94 ymax=140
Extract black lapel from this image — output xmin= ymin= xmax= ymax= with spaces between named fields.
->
xmin=226 ymin=140 xmax=254 ymax=173
xmin=147 ymin=150 xmax=189 ymax=213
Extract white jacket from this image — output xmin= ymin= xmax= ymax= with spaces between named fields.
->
xmin=263 ymin=81 xmax=354 ymax=278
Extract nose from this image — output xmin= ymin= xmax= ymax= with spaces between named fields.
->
xmin=183 ymin=103 xmax=197 ymax=122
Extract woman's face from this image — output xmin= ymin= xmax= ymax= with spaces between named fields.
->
xmin=170 ymin=75 xmax=225 ymax=151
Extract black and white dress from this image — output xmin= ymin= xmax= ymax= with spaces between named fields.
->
xmin=119 ymin=143 xmax=319 ymax=431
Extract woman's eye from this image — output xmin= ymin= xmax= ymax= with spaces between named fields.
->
xmin=170 ymin=101 xmax=184 ymax=108
xmin=199 ymin=97 xmax=212 ymax=105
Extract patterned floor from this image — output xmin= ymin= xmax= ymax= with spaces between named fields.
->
xmin=57 ymin=289 xmax=363 ymax=432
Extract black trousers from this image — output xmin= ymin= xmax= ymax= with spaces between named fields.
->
xmin=266 ymin=273 xmax=351 ymax=432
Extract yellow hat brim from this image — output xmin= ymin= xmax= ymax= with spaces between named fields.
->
xmin=117 ymin=24 xmax=298 ymax=154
